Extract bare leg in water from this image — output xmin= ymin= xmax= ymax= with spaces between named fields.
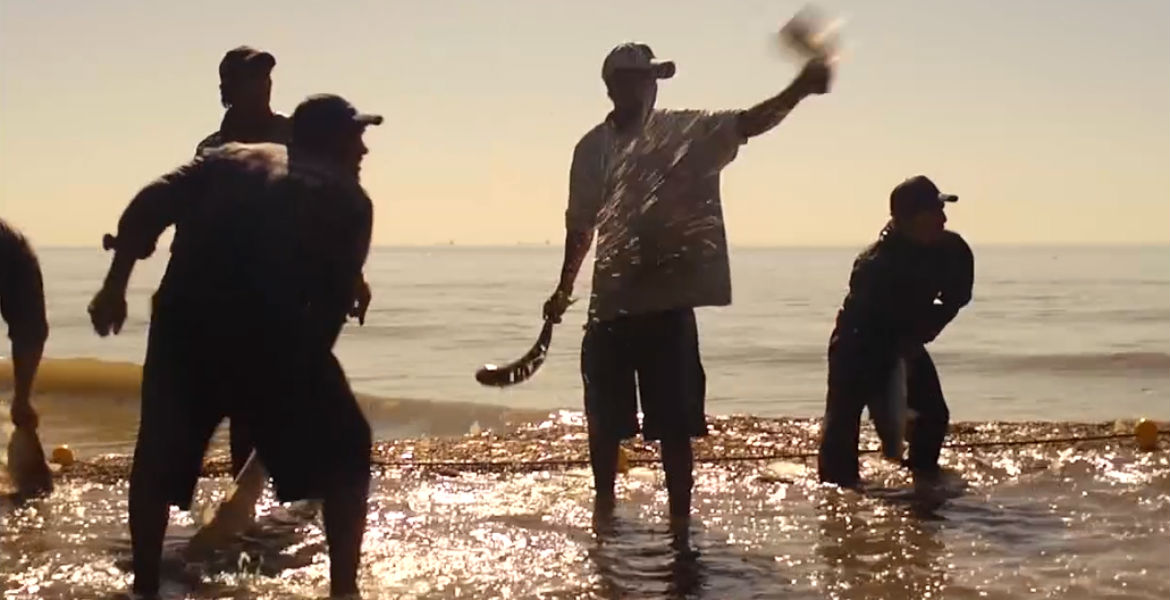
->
xmin=128 ymin=458 xmax=169 ymax=598
xmin=588 ymin=432 xmax=619 ymax=530
xmin=322 ymin=478 xmax=369 ymax=597
xmin=661 ymin=437 xmax=694 ymax=547
xmin=587 ymin=431 xmax=696 ymax=542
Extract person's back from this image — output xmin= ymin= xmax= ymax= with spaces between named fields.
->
xmin=150 ymin=143 xmax=290 ymax=319
xmin=126 ymin=142 xmax=369 ymax=337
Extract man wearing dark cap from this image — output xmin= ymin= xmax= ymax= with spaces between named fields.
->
xmin=542 ymin=42 xmax=831 ymax=537
xmin=88 ymin=94 xmax=382 ymax=598
xmin=195 ymin=46 xmax=373 ymax=487
xmin=817 ymin=175 xmax=974 ymax=490
xmin=195 ymin=46 xmax=291 ymax=157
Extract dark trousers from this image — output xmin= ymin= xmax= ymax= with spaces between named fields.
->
xmin=817 ymin=347 xmax=949 ymax=487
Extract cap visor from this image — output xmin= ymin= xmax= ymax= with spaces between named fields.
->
xmin=939 ymin=193 xmax=958 ymax=203
xmin=253 ymin=51 xmax=276 ymax=69
xmin=356 ymin=113 xmax=384 ymax=126
xmin=652 ymin=60 xmax=676 ymax=79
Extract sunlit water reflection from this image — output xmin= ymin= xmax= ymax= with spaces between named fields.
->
xmin=3 ymin=417 xmax=1167 ymax=599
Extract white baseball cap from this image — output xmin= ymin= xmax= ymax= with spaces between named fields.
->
xmin=601 ymin=43 xmax=676 ymax=81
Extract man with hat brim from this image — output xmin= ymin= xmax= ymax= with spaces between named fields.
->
xmin=817 ymin=175 xmax=974 ymax=490
xmin=541 ymin=41 xmax=832 ymax=538
xmin=195 ymin=46 xmax=375 ymax=487
xmin=88 ymin=93 xmax=382 ymax=599
xmin=195 ymin=46 xmax=291 ymax=157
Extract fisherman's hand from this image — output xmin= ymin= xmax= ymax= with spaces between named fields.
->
xmin=88 ymin=286 xmax=128 ymax=337
xmin=349 ymin=278 xmax=372 ymax=326
xmin=795 ymin=58 xmax=832 ymax=95
xmin=542 ymin=288 xmax=573 ymax=324
xmin=10 ymin=397 xmax=38 ymax=430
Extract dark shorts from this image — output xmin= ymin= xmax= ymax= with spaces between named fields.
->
xmin=132 ymin=306 xmax=371 ymax=509
xmin=581 ymin=308 xmax=707 ymax=442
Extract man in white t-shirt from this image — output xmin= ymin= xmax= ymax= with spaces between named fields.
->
xmin=543 ymin=42 xmax=832 ymax=535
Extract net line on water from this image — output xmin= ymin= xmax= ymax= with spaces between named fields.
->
xmin=366 ymin=430 xmax=1170 ymax=471
xmin=53 ymin=430 xmax=1169 ymax=482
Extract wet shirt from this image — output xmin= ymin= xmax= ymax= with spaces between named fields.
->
xmin=195 ymin=111 xmax=292 ymax=157
xmin=0 ymin=219 xmax=48 ymax=352
xmin=111 ymin=143 xmax=372 ymax=341
xmin=832 ymin=228 xmax=974 ymax=350
xmin=567 ymin=109 xmax=746 ymax=322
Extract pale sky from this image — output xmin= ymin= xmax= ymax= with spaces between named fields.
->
xmin=1 ymin=0 xmax=1167 ymax=247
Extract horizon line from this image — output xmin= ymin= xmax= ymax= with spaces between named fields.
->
xmin=36 ymin=241 xmax=1170 ymax=250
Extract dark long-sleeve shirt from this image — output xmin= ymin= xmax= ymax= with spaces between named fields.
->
xmin=0 ymin=219 xmax=49 ymax=354
xmin=832 ymin=228 xmax=974 ymax=351
xmin=110 ymin=142 xmax=371 ymax=345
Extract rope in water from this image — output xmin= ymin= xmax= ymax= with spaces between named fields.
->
xmin=369 ymin=429 xmax=1170 ymax=471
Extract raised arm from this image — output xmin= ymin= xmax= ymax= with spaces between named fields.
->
xmin=737 ymin=59 xmax=832 ymax=139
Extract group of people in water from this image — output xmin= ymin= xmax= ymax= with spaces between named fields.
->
xmin=2 ymin=41 xmax=972 ymax=599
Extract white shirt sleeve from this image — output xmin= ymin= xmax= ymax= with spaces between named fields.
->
xmin=565 ymin=129 xmax=607 ymax=232
xmin=695 ymin=110 xmax=746 ymax=169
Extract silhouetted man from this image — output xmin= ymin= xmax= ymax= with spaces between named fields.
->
xmin=195 ymin=46 xmax=290 ymax=157
xmin=817 ymin=175 xmax=974 ymax=489
xmin=195 ymin=46 xmax=371 ymax=481
xmin=89 ymin=94 xmax=381 ymax=599
xmin=543 ymin=42 xmax=831 ymax=536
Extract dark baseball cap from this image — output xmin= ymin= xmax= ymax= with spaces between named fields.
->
xmin=292 ymin=94 xmax=383 ymax=144
xmin=219 ymin=46 xmax=276 ymax=81
xmin=602 ymin=43 xmax=676 ymax=81
xmin=889 ymin=175 xmax=958 ymax=219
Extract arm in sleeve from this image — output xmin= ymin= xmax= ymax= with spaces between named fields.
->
xmin=697 ymin=110 xmax=747 ymax=169
xmin=556 ymin=136 xmax=604 ymax=293
xmin=0 ymin=224 xmax=48 ymax=415
xmin=914 ymin=232 xmax=975 ymax=342
xmin=306 ymin=188 xmax=373 ymax=348
xmin=564 ymin=134 xmax=605 ymax=235
xmin=0 ymin=225 xmax=49 ymax=355
xmin=111 ymin=158 xmax=209 ymax=260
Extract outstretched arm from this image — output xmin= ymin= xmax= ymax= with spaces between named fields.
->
xmin=89 ymin=160 xmax=206 ymax=336
xmin=737 ymin=59 xmax=832 ymax=139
